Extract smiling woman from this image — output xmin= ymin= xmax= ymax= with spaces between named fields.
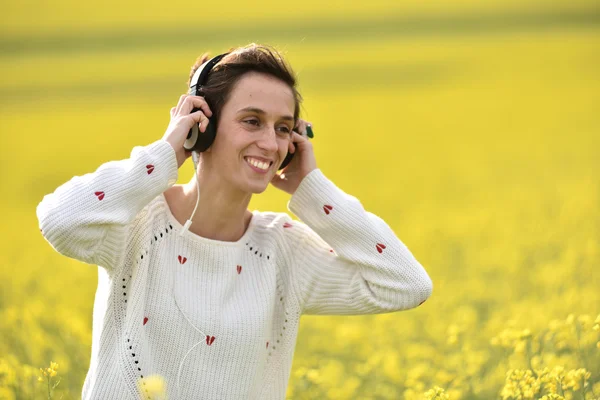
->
xmin=164 ymin=44 xmax=317 ymax=241
xmin=208 ymin=71 xmax=299 ymax=183
xmin=35 ymin=42 xmax=433 ymax=400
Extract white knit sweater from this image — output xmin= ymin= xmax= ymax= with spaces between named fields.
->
xmin=36 ymin=138 xmax=433 ymax=400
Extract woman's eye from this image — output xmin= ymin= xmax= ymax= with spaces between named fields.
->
xmin=244 ymin=119 xmax=291 ymax=133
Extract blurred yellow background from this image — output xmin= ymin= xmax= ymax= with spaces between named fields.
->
xmin=1 ymin=0 xmax=599 ymax=399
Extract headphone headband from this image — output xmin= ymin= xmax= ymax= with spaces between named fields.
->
xmin=189 ymin=53 xmax=230 ymax=96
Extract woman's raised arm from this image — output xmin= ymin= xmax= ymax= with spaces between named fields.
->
xmin=36 ymin=139 xmax=178 ymax=272
xmin=285 ymin=168 xmax=433 ymax=315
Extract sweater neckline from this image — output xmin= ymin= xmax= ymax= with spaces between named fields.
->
xmin=159 ymin=192 xmax=258 ymax=247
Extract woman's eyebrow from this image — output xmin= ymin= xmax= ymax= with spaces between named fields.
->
xmin=237 ymin=106 xmax=294 ymax=122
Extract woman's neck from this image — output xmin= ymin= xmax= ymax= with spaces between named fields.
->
xmin=165 ymin=181 xmax=253 ymax=243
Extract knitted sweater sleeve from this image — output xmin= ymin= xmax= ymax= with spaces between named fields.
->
xmin=36 ymin=139 xmax=178 ymax=272
xmin=286 ymin=168 xmax=433 ymax=315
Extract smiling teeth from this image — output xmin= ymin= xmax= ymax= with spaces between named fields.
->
xmin=246 ymin=157 xmax=269 ymax=170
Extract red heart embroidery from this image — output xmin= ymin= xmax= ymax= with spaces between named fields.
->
xmin=94 ymin=191 xmax=105 ymax=201
xmin=376 ymin=243 xmax=386 ymax=253
xmin=146 ymin=164 xmax=155 ymax=174
xmin=323 ymin=204 xmax=333 ymax=215
xmin=266 ymin=341 xmax=269 ymax=349
xmin=206 ymin=335 xmax=216 ymax=345
xmin=178 ymin=255 xmax=187 ymax=264
xmin=237 ymin=265 xmax=242 ymax=274
xmin=143 ymin=317 xmax=148 ymax=325
xmin=419 ymin=299 xmax=426 ymax=306
xmin=283 ymin=222 xmax=292 ymax=228
xmin=329 ymin=249 xmax=334 ymax=253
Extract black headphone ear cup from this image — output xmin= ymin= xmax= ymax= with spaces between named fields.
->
xmin=194 ymin=116 xmax=216 ymax=152
xmin=279 ymin=143 xmax=296 ymax=170
xmin=184 ymin=109 xmax=217 ymax=152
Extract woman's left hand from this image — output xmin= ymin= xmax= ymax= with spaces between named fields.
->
xmin=270 ymin=118 xmax=317 ymax=195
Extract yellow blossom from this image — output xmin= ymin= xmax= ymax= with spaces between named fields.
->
xmin=424 ymin=386 xmax=449 ymax=400
xmin=564 ymin=368 xmax=590 ymax=391
xmin=541 ymin=395 xmax=565 ymax=400
xmin=501 ymin=369 xmax=541 ymax=400
xmin=138 ymin=374 xmax=166 ymax=399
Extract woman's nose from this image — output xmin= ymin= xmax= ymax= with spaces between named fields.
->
xmin=256 ymin=126 xmax=279 ymax=152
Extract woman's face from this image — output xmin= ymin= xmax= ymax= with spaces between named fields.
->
xmin=206 ymin=71 xmax=296 ymax=194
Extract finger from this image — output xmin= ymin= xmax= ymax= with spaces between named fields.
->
xmin=170 ymin=107 xmax=176 ymax=118
xmin=199 ymin=112 xmax=210 ymax=133
xmin=294 ymin=120 xmax=307 ymax=135
xmin=292 ymin=131 xmax=309 ymax=142
xmin=182 ymin=95 xmax=213 ymax=118
xmin=174 ymin=94 xmax=188 ymax=116
xmin=199 ymin=113 xmax=211 ymax=133
xmin=188 ymin=109 xmax=208 ymax=132
xmin=292 ymin=131 xmax=311 ymax=153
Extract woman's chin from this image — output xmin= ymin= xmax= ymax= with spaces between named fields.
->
xmin=241 ymin=178 xmax=270 ymax=195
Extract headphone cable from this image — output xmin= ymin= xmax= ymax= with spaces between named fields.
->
xmin=179 ymin=151 xmax=201 ymax=236
xmin=174 ymin=150 xmax=207 ymax=397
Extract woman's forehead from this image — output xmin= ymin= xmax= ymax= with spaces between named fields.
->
xmin=227 ymin=73 xmax=295 ymax=115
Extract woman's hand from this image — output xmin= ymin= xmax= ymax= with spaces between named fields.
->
xmin=162 ymin=95 xmax=213 ymax=169
xmin=270 ymin=118 xmax=317 ymax=195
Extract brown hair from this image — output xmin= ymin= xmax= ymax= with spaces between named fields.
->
xmin=186 ymin=43 xmax=303 ymax=132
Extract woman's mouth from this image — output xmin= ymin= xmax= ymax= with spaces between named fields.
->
xmin=244 ymin=157 xmax=272 ymax=174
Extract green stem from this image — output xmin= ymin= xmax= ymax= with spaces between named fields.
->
xmin=575 ymin=322 xmax=589 ymax=372
xmin=47 ymin=376 xmax=51 ymax=400
xmin=537 ymin=328 xmax=547 ymax=355
xmin=525 ymin=338 xmax=538 ymax=379
xmin=580 ymin=374 xmax=586 ymax=400
xmin=558 ymin=379 xmax=564 ymax=397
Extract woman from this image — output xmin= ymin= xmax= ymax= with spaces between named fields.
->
xmin=36 ymin=43 xmax=433 ymax=400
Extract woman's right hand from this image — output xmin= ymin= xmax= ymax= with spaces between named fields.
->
xmin=162 ymin=94 xmax=213 ymax=169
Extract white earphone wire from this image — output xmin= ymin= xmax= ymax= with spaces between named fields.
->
xmin=179 ymin=151 xmax=201 ymax=236
xmin=174 ymin=150 xmax=207 ymax=398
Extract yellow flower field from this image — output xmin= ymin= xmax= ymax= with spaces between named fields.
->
xmin=0 ymin=0 xmax=598 ymax=398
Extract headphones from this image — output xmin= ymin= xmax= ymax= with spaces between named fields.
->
xmin=183 ymin=52 xmax=301 ymax=170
